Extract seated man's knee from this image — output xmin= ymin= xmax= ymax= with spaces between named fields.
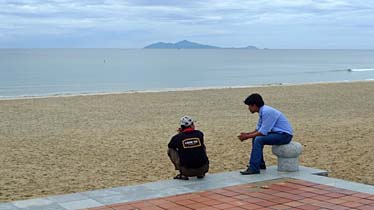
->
xmin=253 ymin=136 xmax=265 ymax=145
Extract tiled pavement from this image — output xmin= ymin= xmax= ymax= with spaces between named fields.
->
xmin=86 ymin=178 xmax=374 ymax=210
xmin=1 ymin=166 xmax=374 ymax=210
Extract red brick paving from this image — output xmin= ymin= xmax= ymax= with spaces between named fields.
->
xmin=86 ymin=178 xmax=374 ymax=210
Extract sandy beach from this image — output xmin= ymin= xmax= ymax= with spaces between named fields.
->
xmin=0 ymin=81 xmax=373 ymax=202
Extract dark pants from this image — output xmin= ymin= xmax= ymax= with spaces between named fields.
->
xmin=167 ymin=148 xmax=209 ymax=177
xmin=249 ymin=133 xmax=292 ymax=172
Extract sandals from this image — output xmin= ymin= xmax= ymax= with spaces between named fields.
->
xmin=173 ymin=174 xmax=189 ymax=180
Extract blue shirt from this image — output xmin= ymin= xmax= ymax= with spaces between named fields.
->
xmin=256 ymin=105 xmax=293 ymax=136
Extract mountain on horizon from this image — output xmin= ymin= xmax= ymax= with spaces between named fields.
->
xmin=144 ymin=40 xmax=258 ymax=49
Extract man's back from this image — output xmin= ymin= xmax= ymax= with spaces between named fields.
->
xmin=257 ymin=105 xmax=293 ymax=135
xmin=168 ymin=129 xmax=208 ymax=168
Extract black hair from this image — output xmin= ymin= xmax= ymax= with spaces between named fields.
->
xmin=244 ymin=93 xmax=264 ymax=107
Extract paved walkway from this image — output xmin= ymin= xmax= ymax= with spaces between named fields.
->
xmin=1 ymin=166 xmax=373 ymax=210
xmin=87 ymin=178 xmax=374 ymax=210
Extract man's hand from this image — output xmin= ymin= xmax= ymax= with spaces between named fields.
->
xmin=237 ymin=132 xmax=249 ymax=141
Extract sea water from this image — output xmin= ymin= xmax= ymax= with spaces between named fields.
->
xmin=1 ymin=49 xmax=374 ymax=98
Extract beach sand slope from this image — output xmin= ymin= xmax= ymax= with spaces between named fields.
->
xmin=0 ymin=81 xmax=373 ymax=202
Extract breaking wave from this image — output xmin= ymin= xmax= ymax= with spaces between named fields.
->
xmin=347 ymin=68 xmax=374 ymax=72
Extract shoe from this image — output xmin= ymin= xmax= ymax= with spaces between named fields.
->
xmin=245 ymin=164 xmax=266 ymax=170
xmin=173 ymin=174 xmax=189 ymax=180
xmin=197 ymin=174 xmax=205 ymax=179
xmin=240 ymin=168 xmax=260 ymax=175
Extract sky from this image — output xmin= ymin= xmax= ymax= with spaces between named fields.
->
xmin=1 ymin=0 xmax=374 ymax=49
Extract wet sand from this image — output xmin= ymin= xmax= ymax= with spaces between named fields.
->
xmin=1 ymin=81 xmax=373 ymax=202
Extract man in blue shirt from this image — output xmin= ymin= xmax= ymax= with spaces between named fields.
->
xmin=238 ymin=93 xmax=293 ymax=175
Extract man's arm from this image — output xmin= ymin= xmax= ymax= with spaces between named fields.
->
xmin=237 ymin=130 xmax=263 ymax=141
xmin=168 ymin=136 xmax=177 ymax=148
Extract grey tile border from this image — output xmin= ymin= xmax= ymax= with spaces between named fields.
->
xmin=89 ymin=194 xmax=130 ymax=205
xmin=81 ymin=189 xmax=122 ymax=199
xmin=153 ymin=186 xmax=195 ymax=197
xmin=46 ymin=193 xmax=89 ymax=203
xmin=123 ymin=189 xmax=170 ymax=202
xmin=0 ymin=203 xmax=20 ymax=210
xmin=12 ymin=198 xmax=54 ymax=209
xmin=3 ymin=165 xmax=373 ymax=210
xmin=23 ymin=203 xmax=67 ymax=210
xmin=110 ymin=184 xmax=149 ymax=194
xmin=136 ymin=179 xmax=184 ymax=190
xmin=185 ymin=182 xmax=225 ymax=191
xmin=59 ymin=199 xmax=102 ymax=210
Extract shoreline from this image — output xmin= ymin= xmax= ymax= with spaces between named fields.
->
xmin=1 ymin=79 xmax=373 ymax=101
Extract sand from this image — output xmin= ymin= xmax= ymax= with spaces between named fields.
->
xmin=0 ymin=81 xmax=373 ymax=202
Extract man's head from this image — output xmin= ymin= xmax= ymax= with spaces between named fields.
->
xmin=244 ymin=93 xmax=264 ymax=113
xmin=180 ymin=115 xmax=195 ymax=130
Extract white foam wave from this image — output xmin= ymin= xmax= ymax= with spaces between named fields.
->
xmin=2 ymin=80 xmax=374 ymax=101
xmin=348 ymin=68 xmax=374 ymax=72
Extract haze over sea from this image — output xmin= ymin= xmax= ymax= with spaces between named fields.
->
xmin=1 ymin=49 xmax=374 ymax=98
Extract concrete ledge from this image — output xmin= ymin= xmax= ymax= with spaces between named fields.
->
xmin=2 ymin=166 xmax=373 ymax=210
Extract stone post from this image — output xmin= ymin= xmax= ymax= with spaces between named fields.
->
xmin=272 ymin=141 xmax=303 ymax=172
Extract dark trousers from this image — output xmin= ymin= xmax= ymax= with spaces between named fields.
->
xmin=249 ymin=133 xmax=292 ymax=172
xmin=167 ymin=148 xmax=209 ymax=177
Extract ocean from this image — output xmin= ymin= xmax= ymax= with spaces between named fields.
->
xmin=1 ymin=49 xmax=374 ymax=98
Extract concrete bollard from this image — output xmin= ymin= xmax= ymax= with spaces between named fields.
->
xmin=272 ymin=141 xmax=303 ymax=172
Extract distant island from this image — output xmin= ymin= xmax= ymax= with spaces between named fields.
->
xmin=144 ymin=40 xmax=259 ymax=49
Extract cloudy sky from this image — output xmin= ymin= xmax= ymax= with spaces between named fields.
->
xmin=1 ymin=0 xmax=374 ymax=49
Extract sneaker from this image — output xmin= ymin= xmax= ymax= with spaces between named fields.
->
xmin=240 ymin=168 xmax=260 ymax=175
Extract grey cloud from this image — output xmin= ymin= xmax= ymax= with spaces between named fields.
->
xmin=1 ymin=0 xmax=374 ymax=48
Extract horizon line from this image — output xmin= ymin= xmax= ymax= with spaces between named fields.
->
xmin=1 ymin=47 xmax=374 ymax=50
